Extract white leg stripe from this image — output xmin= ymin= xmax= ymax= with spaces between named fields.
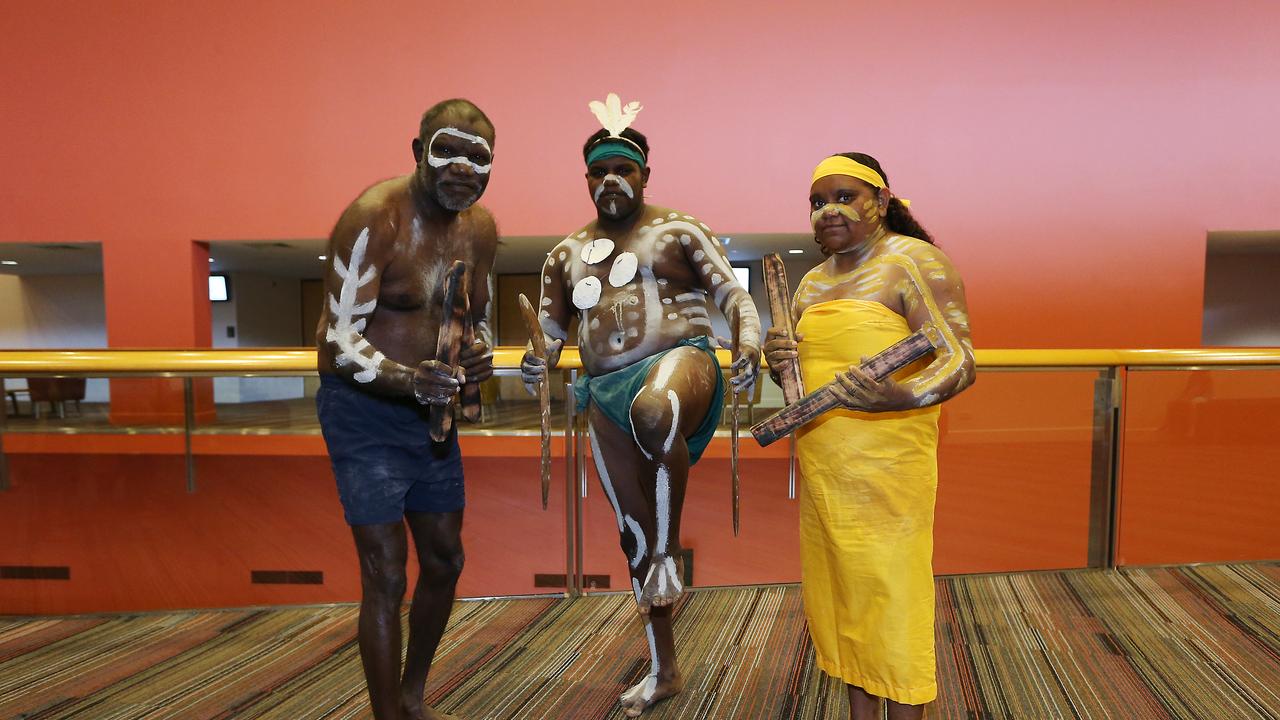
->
xmin=655 ymin=464 xmax=670 ymax=553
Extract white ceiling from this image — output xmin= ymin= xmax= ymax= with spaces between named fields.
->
xmin=0 ymin=243 xmax=103 ymax=275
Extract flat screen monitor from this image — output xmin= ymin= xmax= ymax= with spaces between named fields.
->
xmin=209 ymin=274 xmax=230 ymax=302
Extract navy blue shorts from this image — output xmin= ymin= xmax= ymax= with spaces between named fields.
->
xmin=316 ymin=374 xmax=465 ymax=525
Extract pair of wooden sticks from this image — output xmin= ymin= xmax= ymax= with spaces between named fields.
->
xmin=428 ymin=261 xmax=481 ymax=443
xmin=517 ymin=293 xmax=749 ymax=533
xmin=514 ymin=252 xmax=935 ymax=528
xmin=749 ymin=253 xmax=935 ymax=448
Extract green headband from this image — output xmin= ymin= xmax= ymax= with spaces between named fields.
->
xmin=585 ymin=139 xmax=646 ymax=168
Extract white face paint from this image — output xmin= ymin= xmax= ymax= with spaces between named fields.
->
xmin=326 ymin=228 xmax=383 ymax=383
xmin=593 ymin=174 xmax=635 ymax=202
xmin=425 ymin=127 xmax=492 ymax=174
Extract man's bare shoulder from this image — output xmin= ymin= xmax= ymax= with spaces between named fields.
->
xmin=462 ymin=203 xmax=499 ymax=241
xmin=645 ymin=205 xmax=716 ymax=235
xmin=333 ymin=176 xmax=411 ymax=241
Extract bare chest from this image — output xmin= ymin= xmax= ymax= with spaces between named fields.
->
xmin=795 ymin=256 xmax=908 ymax=316
xmin=378 ymin=217 xmax=475 ymax=311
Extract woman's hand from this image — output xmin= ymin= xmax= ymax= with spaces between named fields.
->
xmin=828 ymin=362 xmax=917 ymax=412
xmin=763 ymin=326 xmax=802 ymax=376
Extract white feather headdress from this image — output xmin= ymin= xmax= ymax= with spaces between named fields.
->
xmin=588 ymin=93 xmax=643 ymax=137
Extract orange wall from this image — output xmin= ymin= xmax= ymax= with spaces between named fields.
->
xmin=2 ymin=1 xmax=1279 ymax=351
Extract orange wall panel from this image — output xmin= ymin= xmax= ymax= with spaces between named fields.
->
xmin=1116 ymin=369 xmax=1280 ymax=565
xmin=3 ymin=2 xmax=1279 ymax=351
xmin=933 ymin=371 xmax=1098 ymax=573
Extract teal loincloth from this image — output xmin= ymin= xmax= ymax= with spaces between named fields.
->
xmin=574 ymin=336 xmax=725 ymax=465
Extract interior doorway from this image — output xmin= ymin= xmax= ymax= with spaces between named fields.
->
xmin=1202 ymin=231 xmax=1280 ymax=347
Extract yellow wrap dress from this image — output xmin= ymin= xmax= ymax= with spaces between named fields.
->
xmin=795 ymin=298 xmax=940 ymax=705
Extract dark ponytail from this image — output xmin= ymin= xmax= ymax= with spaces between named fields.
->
xmin=837 ymin=152 xmax=934 ymax=245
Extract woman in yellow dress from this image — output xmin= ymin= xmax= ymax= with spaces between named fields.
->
xmin=764 ymin=153 xmax=975 ymax=719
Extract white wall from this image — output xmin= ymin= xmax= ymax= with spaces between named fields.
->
xmin=0 ymin=274 xmax=110 ymax=402
xmin=1203 ymin=252 xmax=1280 ymax=347
xmin=211 ymin=272 xmax=306 ymax=403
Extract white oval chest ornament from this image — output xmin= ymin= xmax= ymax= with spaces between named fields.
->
xmin=580 ymin=238 xmax=615 ymax=265
xmin=608 ymin=252 xmax=638 ymax=287
xmin=572 ymin=276 xmax=603 ymax=309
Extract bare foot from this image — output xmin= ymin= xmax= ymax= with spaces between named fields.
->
xmin=620 ymin=672 xmax=683 ymax=717
xmin=401 ymin=698 xmax=459 ymax=720
xmin=637 ymin=554 xmax=684 ymax=614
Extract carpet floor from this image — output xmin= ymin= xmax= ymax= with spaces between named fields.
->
xmin=2 ymin=562 xmax=1277 ymax=719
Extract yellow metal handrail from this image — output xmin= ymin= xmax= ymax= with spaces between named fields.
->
xmin=0 ymin=347 xmax=1278 ymax=376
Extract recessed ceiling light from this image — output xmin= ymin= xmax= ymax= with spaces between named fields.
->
xmin=208 ymin=258 xmax=215 ymax=263
xmin=0 ymin=260 xmax=18 ymax=265
xmin=318 ymin=255 xmax=327 ymax=260
xmin=787 ymin=249 xmax=804 ymax=254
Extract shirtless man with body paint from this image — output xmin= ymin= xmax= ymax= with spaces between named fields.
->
xmin=315 ymin=98 xmax=497 ymax=720
xmin=522 ymin=120 xmax=761 ymax=717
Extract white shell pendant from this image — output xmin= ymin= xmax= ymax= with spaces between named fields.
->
xmin=608 ymin=252 xmax=638 ymax=287
xmin=580 ymin=238 xmax=615 ymax=265
xmin=572 ymin=276 xmax=603 ymax=309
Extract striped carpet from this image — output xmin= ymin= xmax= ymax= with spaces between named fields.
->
xmin=2 ymin=562 xmax=1277 ymax=719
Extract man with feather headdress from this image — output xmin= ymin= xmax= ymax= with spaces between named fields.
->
xmin=522 ymin=93 xmax=761 ymax=717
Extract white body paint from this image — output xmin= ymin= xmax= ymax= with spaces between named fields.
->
xmin=642 ymin=553 xmax=682 ymax=598
xmin=425 ymin=127 xmax=492 ymax=174
xmin=663 ymin=390 xmax=680 ymax=454
xmin=655 ymin=464 xmax=671 ymax=552
xmin=622 ymin=575 xmax=660 ymax=704
xmin=326 ymin=228 xmax=383 ymax=383
xmin=624 ymin=514 xmax=647 ymax=569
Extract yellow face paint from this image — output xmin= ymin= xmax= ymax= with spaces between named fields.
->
xmin=861 ymin=199 xmax=880 ymax=224
xmin=810 ymin=202 xmax=860 ymax=230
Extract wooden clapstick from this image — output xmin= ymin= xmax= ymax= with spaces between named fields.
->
xmin=429 ymin=261 xmax=468 ymax=442
xmin=750 ymin=330 xmax=935 ymax=447
xmin=517 ymin=293 xmax=553 ymax=510
xmin=731 ymin=388 xmax=741 ymax=536
xmin=762 ymin=253 xmax=804 ymax=405
xmin=458 ymin=270 xmax=482 ymax=423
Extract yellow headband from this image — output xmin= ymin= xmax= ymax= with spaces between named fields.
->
xmin=811 ymin=156 xmax=911 ymax=207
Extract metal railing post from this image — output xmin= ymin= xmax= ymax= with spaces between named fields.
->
xmin=183 ymin=377 xmax=196 ymax=493
xmin=564 ymin=370 xmax=580 ymax=598
xmin=0 ymin=378 xmax=9 ymax=492
xmin=574 ymin=369 xmax=586 ymax=594
xmin=1087 ymin=366 xmax=1122 ymax=568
